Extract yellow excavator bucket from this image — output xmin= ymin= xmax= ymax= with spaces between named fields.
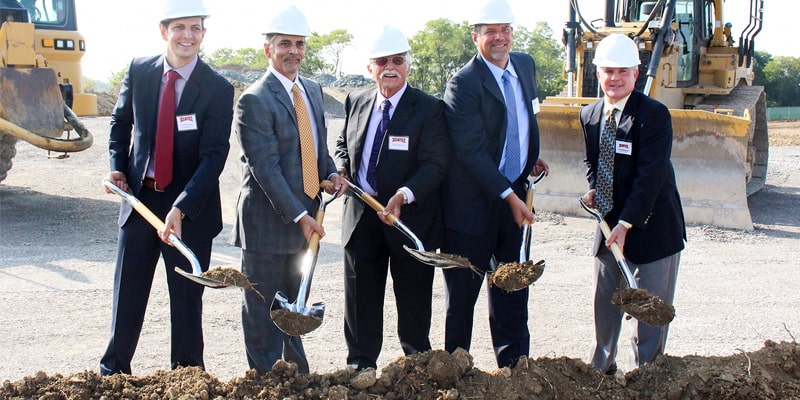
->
xmin=536 ymin=94 xmax=765 ymax=230
xmin=0 ymin=67 xmax=65 ymax=139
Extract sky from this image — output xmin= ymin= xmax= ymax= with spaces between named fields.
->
xmin=77 ymin=0 xmax=794 ymax=82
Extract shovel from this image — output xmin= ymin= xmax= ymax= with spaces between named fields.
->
xmin=579 ymin=197 xmax=675 ymax=325
xmin=102 ymin=179 xmax=232 ymax=289
xmin=488 ymin=170 xmax=547 ymax=290
xmin=342 ymin=178 xmax=477 ymax=271
xmin=270 ymin=188 xmax=339 ymax=336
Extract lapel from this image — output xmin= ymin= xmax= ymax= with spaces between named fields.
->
xmin=617 ymin=91 xmax=639 ymax=139
xmin=266 ymin=72 xmax=296 ymax=125
xmin=352 ymin=88 xmax=377 ymax=174
xmin=376 ymin=87 xmax=415 ymax=166
xmin=476 ymin=55 xmax=504 ymax=106
xmin=176 ymin=59 xmax=205 ymax=115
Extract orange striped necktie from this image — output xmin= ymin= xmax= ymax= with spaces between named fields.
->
xmin=291 ymin=84 xmax=319 ymax=198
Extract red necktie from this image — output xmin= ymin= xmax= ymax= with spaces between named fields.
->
xmin=154 ymin=70 xmax=180 ymax=190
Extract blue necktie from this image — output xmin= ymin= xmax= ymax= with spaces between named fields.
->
xmin=501 ymin=70 xmax=520 ymax=181
xmin=367 ymin=99 xmax=391 ymax=190
xmin=596 ymin=109 xmax=617 ymax=216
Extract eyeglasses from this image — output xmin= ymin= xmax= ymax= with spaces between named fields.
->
xmin=372 ymin=56 xmax=406 ymax=67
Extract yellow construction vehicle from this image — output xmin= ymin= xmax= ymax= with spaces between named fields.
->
xmin=537 ymin=0 xmax=767 ymax=229
xmin=0 ymin=0 xmax=95 ymax=182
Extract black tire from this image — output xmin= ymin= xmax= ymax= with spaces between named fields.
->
xmin=0 ymin=132 xmax=18 ymax=183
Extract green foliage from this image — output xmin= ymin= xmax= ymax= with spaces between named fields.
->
xmin=762 ymin=56 xmax=800 ymax=107
xmin=511 ymin=22 xmax=566 ymax=101
xmin=206 ymin=47 xmax=268 ymax=70
xmin=407 ymin=19 xmax=474 ymax=97
xmin=311 ymin=29 xmax=353 ymax=77
xmin=108 ymin=67 xmax=127 ymax=96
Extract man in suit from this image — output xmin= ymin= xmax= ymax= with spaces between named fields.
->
xmin=228 ymin=4 xmax=345 ymax=374
xmin=440 ymin=0 xmax=549 ymax=368
xmin=580 ymin=34 xmax=686 ymax=375
xmin=334 ymin=26 xmax=450 ymax=371
xmin=100 ymin=0 xmax=233 ymax=376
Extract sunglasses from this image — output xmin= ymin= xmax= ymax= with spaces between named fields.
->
xmin=372 ymin=56 xmax=406 ymax=67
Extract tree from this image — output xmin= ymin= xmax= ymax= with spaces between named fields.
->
xmin=762 ymin=56 xmax=800 ymax=106
xmin=206 ymin=47 xmax=268 ymax=70
xmin=302 ymin=32 xmax=332 ymax=76
xmin=408 ymin=19 xmax=474 ymax=97
xmin=314 ymin=29 xmax=353 ymax=77
xmin=512 ymin=22 xmax=567 ymax=101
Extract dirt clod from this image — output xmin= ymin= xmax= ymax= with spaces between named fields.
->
xmin=4 ymin=341 xmax=799 ymax=399
xmin=488 ymin=259 xmax=546 ymax=291
xmin=612 ymin=287 xmax=676 ymax=326
xmin=270 ymin=309 xmax=323 ymax=336
xmin=201 ymin=267 xmax=264 ymax=299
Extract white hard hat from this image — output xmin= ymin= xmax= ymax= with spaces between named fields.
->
xmin=160 ymin=0 xmax=209 ymax=23
xmin=263 ymin=5 xmax=312 ymax=37
xmin=469 ymin=0 xmax=515 ymax=26
xmin=593 ymin=34 xmax=641 ymax=68
xmin=368 ymin=26 xmax=411 ymax=59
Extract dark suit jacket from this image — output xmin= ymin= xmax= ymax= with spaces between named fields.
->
xmin=442 ymin=52 xmax=541 ymax=235
xmin=334 ymin=86 xmax=450 ymax=249
xmin=229 ymin=72 xmax=337 ymax=254
xmin=108 ymin=54 xmax=234 ymax=240
xmin=581 ymin=90 xmax=686 ymax=264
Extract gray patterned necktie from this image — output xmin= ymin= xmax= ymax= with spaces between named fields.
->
xmin=596 ymin=109 xmax=617 ymax=216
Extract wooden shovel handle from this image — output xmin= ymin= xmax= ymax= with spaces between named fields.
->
xmin=359 ymin=191 xmax=399 ymax=225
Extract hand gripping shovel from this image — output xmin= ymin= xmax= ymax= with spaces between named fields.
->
xmin=102 ymin=180 xmax=232 ymax=289
xmin=342 ymin=178 xmax=477 ymax=272
xmin=270 ymin=188 xmax=339 ymax=336
xmin=579 ymin=197 xmax=675 ymax=326
xmin=488 ymin=171 xmax=547 ymax=291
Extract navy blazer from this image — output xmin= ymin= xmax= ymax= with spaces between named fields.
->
xmin=442 ymin=52 xmax=541 ymax=235
xmin=334 ymin=86 xmax=450 ymax=249
xmin=108 ymin=55 xmax=234 ymax=240
xmin=581 ymin=91 xmax=686 ymax=264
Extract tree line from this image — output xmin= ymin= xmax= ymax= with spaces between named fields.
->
xmin=98 ymin=20 xmax=799 ymax=107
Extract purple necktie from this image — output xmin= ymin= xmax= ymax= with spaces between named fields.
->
xmin=367 ymin=99 xmax=391 ymax=190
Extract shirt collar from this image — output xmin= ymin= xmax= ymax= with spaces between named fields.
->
xmin=163 ymin=55 xmax=198 ymax=81
xmin=603 ymin=94 xmax=631 ymax=117
xmin=375 ymin=83 xmax=408 ymax=112
xmin=479 ymin=54 xmax=518 ymax=83
xmin=269 ymin=65 xmax=304 ymax=94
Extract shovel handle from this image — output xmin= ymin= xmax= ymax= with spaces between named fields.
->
xmin=103 ymin=180 xmax=167 ymax=232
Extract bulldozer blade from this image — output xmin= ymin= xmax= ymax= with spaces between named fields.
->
xmin=0 ymin=67 xmax=65 ymax=139
xmin=534 ymin=94 xmax=765 ymax=230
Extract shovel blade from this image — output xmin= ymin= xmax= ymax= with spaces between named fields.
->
xmin=174 ymin=267 xmax=230 ymax=289
xmin=403 ymin=245 xmax=478 ymax=272
xmin=270 ymin=291 xmax=325 ymax=336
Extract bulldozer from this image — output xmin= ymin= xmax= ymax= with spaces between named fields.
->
xmin=536 ymin=0 xmax=767 ymax=230
xmin=0 ymin=0 xmax=95 ymax=183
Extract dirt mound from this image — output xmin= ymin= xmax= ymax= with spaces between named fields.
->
xmin=3 ymin=340 xmax=798 ymax=399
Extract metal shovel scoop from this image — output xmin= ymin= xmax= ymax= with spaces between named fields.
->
xmin=270 ymin=188 xmax=339 ymax=336
xmin=488 ymin=170 xmax=547 ymax=290
xmin=102 ymin=180 xmax=232 ymax=289
xmin=342 ymin=178 xmax=477 ymax=271
xmin=579 ymin=197 xmax=675 ymax=326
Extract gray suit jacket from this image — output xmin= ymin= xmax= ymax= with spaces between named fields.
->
xmin=229 ymin=71 xmax=336 ymax=254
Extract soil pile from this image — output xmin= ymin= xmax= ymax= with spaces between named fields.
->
xmin=3 ymin=340 xmax=798 ymax=399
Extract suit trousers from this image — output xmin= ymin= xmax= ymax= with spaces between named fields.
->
xmin=588 ymin=244 xmax=680 ymax=372
xmin=343 ymin=211 xmax=434 ymax=369
xmin=241 ymin=249 xmax=309 ymax=374
xmin=442 ymin=196 xmax=530 ymax=368
xmin=100 ymin=187 xmax=209 ymax=376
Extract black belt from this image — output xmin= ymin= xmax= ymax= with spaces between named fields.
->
xmin=142 ymin=178 xmax=165 ymax=192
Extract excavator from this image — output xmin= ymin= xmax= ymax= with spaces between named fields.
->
xmin=536 ymin=0 xmax=767 ymax=229
xmin=0 ymin=0 xmax=95 ymax=182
